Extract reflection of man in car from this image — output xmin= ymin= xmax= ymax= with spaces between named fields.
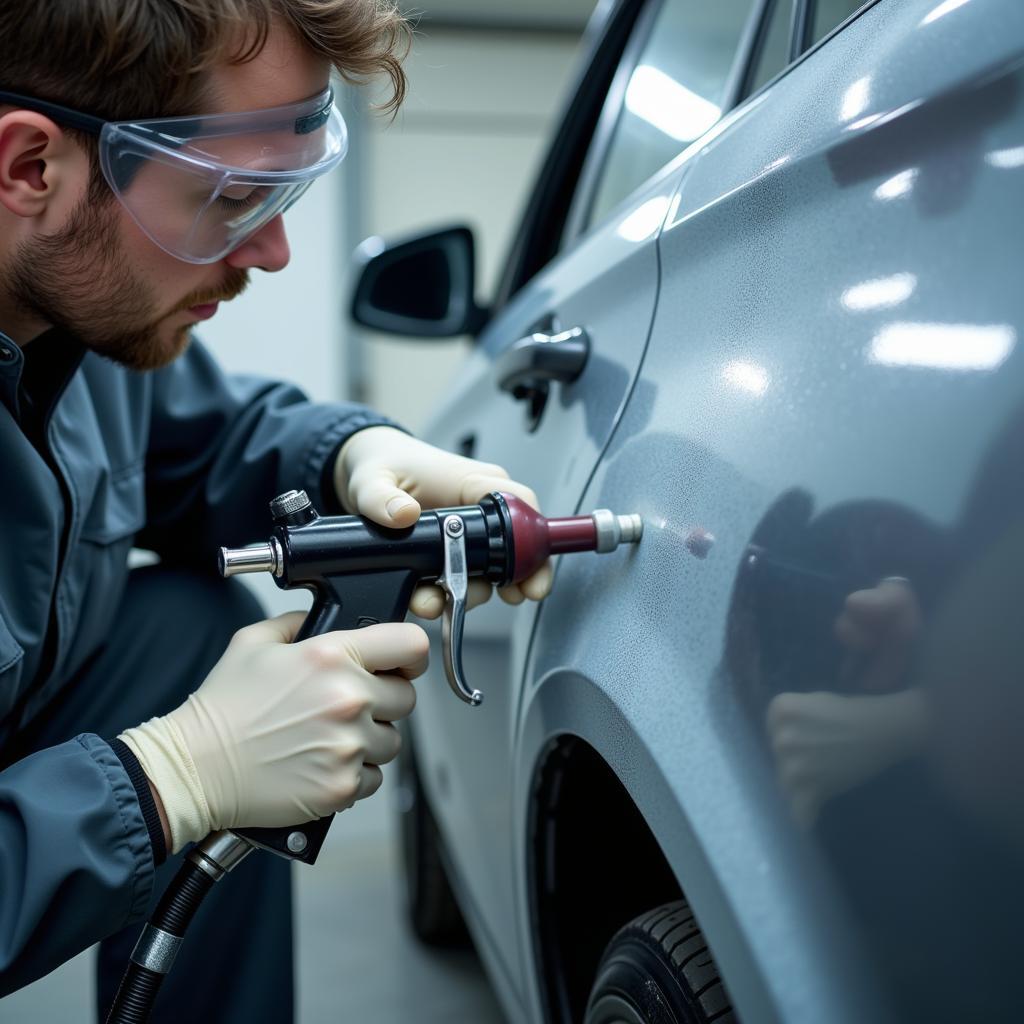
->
xmin=723 ymin=487 xmax=945 ymax=722
xmin=731 ymin=403 xmax=1024 ymax=841
xmin=766 ymin=577 xmax=928 ymax=826
xmin=722 ymin=401 xmax=1024 ymax=1021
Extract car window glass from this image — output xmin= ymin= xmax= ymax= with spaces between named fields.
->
xmin=745 ymin=0 xmax=795 ymax=98
xmin=584 ymin=0 xmax=754 ymax=231
xmin=810 ymin=0 xmax=866 ymax=46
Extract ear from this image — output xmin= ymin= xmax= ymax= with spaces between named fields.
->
xmin=0 ymin=111 xmax=81 ymax=219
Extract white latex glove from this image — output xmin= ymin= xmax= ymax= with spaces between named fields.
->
xmin=766 ymin=688 xmax=929 ymax=828
xmin=120 ymin=612 xmax=428 ymax=853
xmin=333 ymin=426 xmax=554 ymax=617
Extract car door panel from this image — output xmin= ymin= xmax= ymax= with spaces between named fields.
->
xmin=524 ymin=0 xmax=1024 ymax=1021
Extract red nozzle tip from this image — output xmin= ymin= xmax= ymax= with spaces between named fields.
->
xmin=499 ymin=492 xmax=598 ymax=583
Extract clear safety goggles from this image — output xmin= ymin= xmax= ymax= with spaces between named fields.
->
xmin=0 ymin=88 xmax=347 ymax=263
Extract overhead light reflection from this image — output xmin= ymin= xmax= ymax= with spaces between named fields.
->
xmin=869 ymin=323 xmax=1015 ymax=370
xmin=921 ymin=0 xmax=970 ymax=25
xmin=845 ymin=113 xmax=882 ymax=132
xmin=875 ymin=169 xmax=917 ymax=200
xmin=841 ymin=78 xmax=871 ymax=121
xmin=617 ymin=196 xmax=672 ymax=242
xmin=986 ymin=146 xmax=1024 ymax=170
xmin=841 ymin=273 xmax=917 ymax=311
xmin=723 ymin=360 xmax=770 ymax=396
xmin=625 ymin=65 xmax=720 ymax=143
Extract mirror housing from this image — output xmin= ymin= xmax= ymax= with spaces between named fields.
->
xmin=350 ymin=225 xmax=489 ymax=338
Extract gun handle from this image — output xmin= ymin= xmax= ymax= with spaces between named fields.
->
xmin=296 ymin=569 xmax=420 ymax=640
xmin=234 ymin=568 xmax=420 ymax=865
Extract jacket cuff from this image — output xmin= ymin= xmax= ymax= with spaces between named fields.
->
xmin=109 ymin=737 xmax=168 ymax=867
xmin=305 ymin=413 xmax=410 ymax=516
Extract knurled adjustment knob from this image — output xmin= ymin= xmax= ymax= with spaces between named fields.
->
xmin=270 ymin=489 xmax=317 ymax=526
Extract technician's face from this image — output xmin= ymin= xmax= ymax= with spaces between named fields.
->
xmin=8 ymin=21 xmax=328 ymax=370
xmin=8 ymin=188 xmax=252 ymax=370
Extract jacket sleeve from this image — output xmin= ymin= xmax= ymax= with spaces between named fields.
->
xmin=136 ymin=338 xmax=405 ymax=563
xmin=0 ymin=735 xmax=154 ymax=995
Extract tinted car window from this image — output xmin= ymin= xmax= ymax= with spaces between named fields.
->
xmin=745 ymin=0 xmax=795 ymax=97
xmin=585 ymin=0 xmax=754 ymax=230
xmin=810 ymin=0 xmax=867 ymax=45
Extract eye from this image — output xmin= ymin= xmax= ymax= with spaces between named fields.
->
xmin=217 ymin=194 xmax=258 ymax=212
xmin=216 ymin=185 xmax=271 ymax=212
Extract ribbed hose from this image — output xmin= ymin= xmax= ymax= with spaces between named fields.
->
xmin=105 ymin=963 xmax=164 ymax=1024
xmin=104 ymin=860 xmax=217 ymax=1024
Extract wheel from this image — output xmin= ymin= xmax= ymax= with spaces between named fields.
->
xmin=394 ymin=723 xmax=469 ymax=946
xmin=585 ymin=900 xmax=736 ymax=1024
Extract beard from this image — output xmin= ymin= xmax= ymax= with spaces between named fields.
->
xmin=7 ymin=189 xmax=249 ymax=371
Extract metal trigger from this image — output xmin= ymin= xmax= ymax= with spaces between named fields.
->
xmin=437 ymin=515 xmax=483 ymax=706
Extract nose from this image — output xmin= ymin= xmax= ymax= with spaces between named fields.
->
xmin=224 ymin=215 xmax=291 ymax=273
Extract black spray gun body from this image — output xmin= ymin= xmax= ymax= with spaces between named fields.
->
xmin=106 ymin=489 xmax=641 ymax=1023
xmin=219 ymin=488 xmax=643 ymax=864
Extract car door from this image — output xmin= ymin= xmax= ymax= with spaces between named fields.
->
xmin=411 ymin=0 xmax=759 ymax=1012
xmin=540 ymin=0 xmax=1024 ymax=1020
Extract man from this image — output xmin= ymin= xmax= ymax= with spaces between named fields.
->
xmin=0 ymin=2 xmax=551 ymax=1019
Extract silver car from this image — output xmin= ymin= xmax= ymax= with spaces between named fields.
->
xmin=351 ymin=0 xmax=1024 ymax=1020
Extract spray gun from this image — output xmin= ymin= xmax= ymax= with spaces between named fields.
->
xmin=107 ymin=489 xmax=641 ymax=1022
xmin=224 ymin=488 xmax=642 ymax=701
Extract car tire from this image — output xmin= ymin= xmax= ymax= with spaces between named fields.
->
xmin=395 ymin=725 xmax=469 ymax=946
xmin=585 ymin=900 xmax=736 ymax=1024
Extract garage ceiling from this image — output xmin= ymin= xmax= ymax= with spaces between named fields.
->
xmin=404 ymin=0 xmax=597 ymax=32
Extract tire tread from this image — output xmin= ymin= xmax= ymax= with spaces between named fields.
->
xmin=585 ymin=898 xmax=736 ymax=1024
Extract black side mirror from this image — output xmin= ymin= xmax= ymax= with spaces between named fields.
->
xmin=350 ymin=225 xmax=489 ymax=338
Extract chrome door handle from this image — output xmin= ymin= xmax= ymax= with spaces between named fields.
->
xmin=496 ymin=326 xmax=590 ymax=399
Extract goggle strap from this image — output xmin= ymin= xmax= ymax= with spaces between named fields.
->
xmin=0 ymin=86 xmax=334 ymax=140
xmin=295 ymin=92 xmax=333 ymax=135
xmin=0 ymin=90 xmax=105 ymax=136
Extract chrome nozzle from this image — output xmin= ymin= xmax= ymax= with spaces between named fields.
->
xmin=218 ymin=540 xmax=282 ymax=578
xmin=592 ymin=510 xmax=644 ymax=553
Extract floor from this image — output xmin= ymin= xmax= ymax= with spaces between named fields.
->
xmin=0 ymin=775 xmax=507 ymax=1023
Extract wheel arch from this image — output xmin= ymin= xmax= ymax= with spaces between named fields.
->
xmin=528 ymin=733 xmax=685 ymax=1023
xmin=517 ymin=661 xmax=900 ymax=1024
xmin=519 ymin=673 xmax=764 ymax=1024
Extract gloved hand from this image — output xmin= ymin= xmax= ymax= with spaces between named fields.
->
xmin=119 ymin=612 xmax=428 ymax=853
xmin=333 ymin=426 xmax=554 ymax=618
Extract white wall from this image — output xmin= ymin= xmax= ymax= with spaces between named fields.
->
xmin=196 ymin=172 xmax=349 ymax=403
xmin=358 ymin=28 xmax=584 ymax=433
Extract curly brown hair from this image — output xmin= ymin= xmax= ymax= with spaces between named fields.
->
xmin=0 ymin=0 xmax=411 ymax=122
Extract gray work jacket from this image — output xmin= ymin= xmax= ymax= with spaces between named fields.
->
xmin=0 ymin=328 xmax=398 ymax=994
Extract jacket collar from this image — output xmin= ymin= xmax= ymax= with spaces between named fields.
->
xmin=0 ymin=327 xmax=86 ymax=427
xmin=0 ymin=330 xmax=25 ymax=417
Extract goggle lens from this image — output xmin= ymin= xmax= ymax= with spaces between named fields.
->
xmin=98 ymin=91 xmax=346 ymax=263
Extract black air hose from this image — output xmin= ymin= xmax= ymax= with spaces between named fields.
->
xmin=105 ymin=833 xmax=253 ymax=1024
